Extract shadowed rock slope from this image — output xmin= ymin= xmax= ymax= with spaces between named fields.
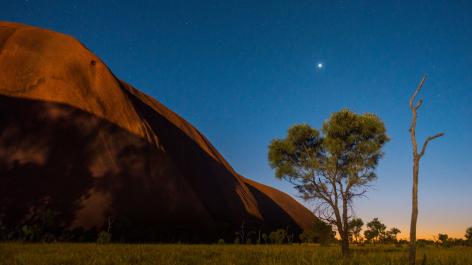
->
xmin=0 ymin=21 xmax=315 ymax=241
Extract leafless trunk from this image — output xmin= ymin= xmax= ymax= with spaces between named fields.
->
xmin=408 ymin=76 xmax=444 ymax=265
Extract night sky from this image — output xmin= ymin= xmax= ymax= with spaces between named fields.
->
xmin=2 ymin=0 xmax=471 ymax=239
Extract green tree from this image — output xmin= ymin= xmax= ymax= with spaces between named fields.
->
xmin=387 ymin=227 xmax=401 ymax=242
xmin=437 ymin=233 xmax=452 ymax=248
xmin=299 ymin=219 xmax=335 ymax=244
xmin=348 ymin=218 xmax=364 ymax=243
xmin=363 ymin=229 xmax=376 ymax=243
xmin=363 ymin=218 xmax=386 ymax=243
xmin=268 ymin=109 xmax=389 ymax=256
xmin=465 ymin=227 xmax=472 ymax=242
xmin=438 ymin=233 xmax=449 ymax=244
xmin=18 ymin=207 xmax=61 ymax=242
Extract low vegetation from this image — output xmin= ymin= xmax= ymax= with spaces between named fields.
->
xmin=1 ymin=221 xmax=470 ymax=264
xmin=1 ymin=243 xmax=471 ymax=265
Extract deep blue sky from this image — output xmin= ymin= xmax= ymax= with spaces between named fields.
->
xmin=2 ymin=0 xmax=471 ymax=238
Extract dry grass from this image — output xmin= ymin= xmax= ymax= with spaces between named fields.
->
xmin=0 ymin=243 xmax=471 ymax=265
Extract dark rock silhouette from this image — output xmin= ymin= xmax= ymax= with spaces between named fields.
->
xmin=0 ymin=21 xmax=315 ymax=241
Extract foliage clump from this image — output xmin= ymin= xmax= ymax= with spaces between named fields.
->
xmin=269 ymin=229 xmax=287 ymax=244
xmin=299 ymin=219 xmax=335 ymax=244
xmin=97 ymin=231 xmax=112 ymax=244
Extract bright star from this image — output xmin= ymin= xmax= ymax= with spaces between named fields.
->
xmin=317 ymin=63 xmax=323 ymax=69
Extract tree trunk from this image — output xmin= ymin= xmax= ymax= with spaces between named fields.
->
xmin=341 ymin=196 xmax=350 ymax=257
xmin=341 ymin=229 xmax=350 ymax=256
xmin=409 ymin=157 xmax=419 ymax=265
xmin=333 ymin=209 xmax=349 ymax=257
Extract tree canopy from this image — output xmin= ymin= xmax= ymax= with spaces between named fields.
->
xmin=466 ymin=227 xmax=472 ymax=242
xmin=348 ymin=217 xmax=364 ymax=243
xmin=268 ymin=109 xmax=389 ymax=255
xmin=364 ymin=218 xmax=387 ymax=243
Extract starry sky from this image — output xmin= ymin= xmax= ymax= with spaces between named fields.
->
xmin=2 ymin=0 xmax=471 ymax=239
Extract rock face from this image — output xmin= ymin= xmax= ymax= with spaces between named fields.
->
xmin=0 ymin=22 xmax=315 ymax=241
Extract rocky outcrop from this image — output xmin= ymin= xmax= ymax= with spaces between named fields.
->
xmin=0 ymin=21 xmax=315 ymax=241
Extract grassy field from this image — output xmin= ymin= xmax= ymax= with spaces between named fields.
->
xmin=0 ymin=243 xmax=471 ymax=265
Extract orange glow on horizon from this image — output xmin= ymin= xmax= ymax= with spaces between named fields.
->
xmin=335 ymin=227 xmax=467 ymax=241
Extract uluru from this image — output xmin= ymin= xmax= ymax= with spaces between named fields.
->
xmin=0 ymin=21 xmax=315 ymax=242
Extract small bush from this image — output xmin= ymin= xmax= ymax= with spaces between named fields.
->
xmin=217 ymin=238 xmax=225 ymax=244
xmin=97 ymin=231 xmax=112 ymax=244
xmin=299 ymin=219 xmax=335 ymax=244
xmin=269 ymin=229 xmax=287 ymax=244
xmin=261 ymin=233 xmax=268 ymax=244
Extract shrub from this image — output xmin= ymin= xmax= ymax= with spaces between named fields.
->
xmin=269 ymin=229 xmax=287 ymax=244
xmin=261 ymin=233 xmax=268 ymax=244
xmin=466 ymin=227 xmax=472 ymax=243
xmin=97 ymin=231 xmax=112 ymax=244
xmin=21 ymin=225 xmax=35 ymax=241
xmin=299 ymin=219 xmax=335 ymax=244
xmin=217 ymin=238 xmax=225 ymax=244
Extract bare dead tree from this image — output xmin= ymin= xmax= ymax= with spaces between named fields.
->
xmin=408 ymin=75 xmax=444 ymax=265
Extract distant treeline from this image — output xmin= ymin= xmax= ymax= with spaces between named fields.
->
xmin=344 ymin=217 xmax=472 ymax=248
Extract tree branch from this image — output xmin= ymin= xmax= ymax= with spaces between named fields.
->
xmin=414 ymin=98 xmax=423 ymax=110
xmin=419 ymin=133 xmax=445 ymax=157
xmin=313 ymin=203 xmax=336 ymax=225
xmin=409 ymin=75 xmax=427 ymax=110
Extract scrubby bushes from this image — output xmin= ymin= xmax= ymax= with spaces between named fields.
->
xmin=0 ymin=207 xmax=99 ymax=243
xmin=466 ymin=227 xmax=472 ymax=244
xmin=97 ymin=231 xmax=112 ymax=244
xmin=269 ymin=229 xmax=287 ymax=244
xmin=0 ymin=222 xmax=99 ymax=243
xmin=0 ymin=208 xmax=65 ymax=242
xmin=299 ymin=219 xmax=335 ymax=244
xmin=231 ymin=219 xmax=336 ymax=245
xmin=362 ymin=218 xmax=401 ymax=244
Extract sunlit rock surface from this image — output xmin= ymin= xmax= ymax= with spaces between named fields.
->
xmin=0 ymin=21 xmax=315 ymax=241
